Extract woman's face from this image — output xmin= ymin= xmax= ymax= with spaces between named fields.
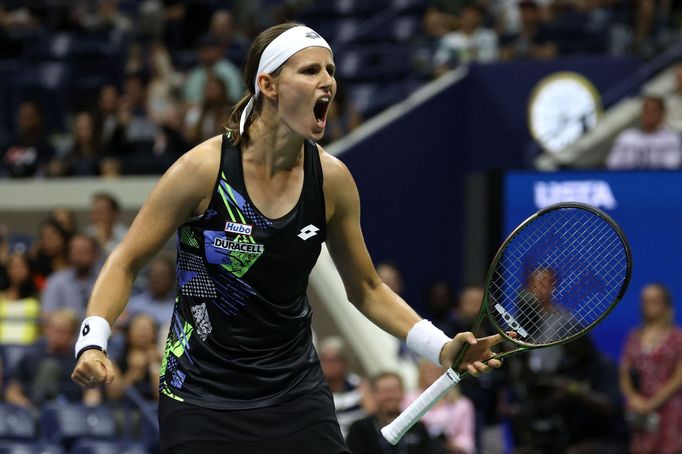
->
xmin=641 ymin=285 xmax=670 ymax=323
xmin=270 ymin=47 xmax=336 ymax=141
xmin=7 ymin=254 xmax=30 ymax=286
xmin=40 ymin=224 xmax=66 ymax=256
xmin=128 ymin=315 xmax=157 ymax=348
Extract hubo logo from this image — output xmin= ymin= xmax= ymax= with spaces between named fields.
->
xmin=533 ymin=180 xmax=617 ymax=209
xmin=225 ymin=222 xmax=253 ymax=236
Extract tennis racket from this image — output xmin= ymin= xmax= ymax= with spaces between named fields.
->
xmin=382 ymin=202 xmax=632 ymax=444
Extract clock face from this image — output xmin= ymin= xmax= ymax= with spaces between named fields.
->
xmin=528 ymin=72 xmax=601 ymax=154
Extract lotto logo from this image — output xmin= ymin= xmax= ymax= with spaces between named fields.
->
xmin=225 ymin=222 xmax=253 ymax=235
xmin=298 ymin=224 xmax=319 ymax=241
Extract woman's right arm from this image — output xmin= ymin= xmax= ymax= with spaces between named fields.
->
xmin=71 ymin=137 xmax=221 ymax=388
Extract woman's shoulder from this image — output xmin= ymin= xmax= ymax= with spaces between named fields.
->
xmin=171 ymin=135 xmax=223 ymax=178
xmin=315 ymin=143 xmax=354 ymax=187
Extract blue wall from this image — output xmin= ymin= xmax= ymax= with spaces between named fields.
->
xmin=339 ymin=56 xmax=640 ymax=318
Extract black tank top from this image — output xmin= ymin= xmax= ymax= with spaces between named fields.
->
xmin=159 ymin=135 xmax=328 ymax=410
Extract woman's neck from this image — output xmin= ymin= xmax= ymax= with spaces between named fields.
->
xmin=644 ymin=318 xmax=672 ymax=331
xmin=1 ymin=286 xmax=20 ymax=300
xmin=244 ymin=115 xmax=304 ymax=175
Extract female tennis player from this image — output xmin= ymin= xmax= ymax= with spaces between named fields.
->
xmin=71 ymin=23 xmax=504 ymax=453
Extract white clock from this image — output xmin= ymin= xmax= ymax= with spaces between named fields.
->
xmin=528 ymin=72 xmax=601 ymax=154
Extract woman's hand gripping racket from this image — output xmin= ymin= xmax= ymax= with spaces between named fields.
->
xmin=382 ymin=202 xmax=632 ymax=444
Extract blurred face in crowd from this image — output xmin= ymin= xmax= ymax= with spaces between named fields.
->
xmin=99 ymin=85 xmax=119 ymax=114
xmin=641 ymin=284 xmax=671 ymax=324
xmin=204 ymin=75 xmax=227 ymax=106
xmin=39 ymin=222 xmax=68 ymax=257
xmin=124 ymin=76 xmax=147 ymax=109
xmin=527 ymin=268 xmax=556 ymax=308
xmin=458 ymin=286 xmax=484 ymax=320
xmin=51 ymin=208 xmax=77 ymax=236
xmin=520 ymin=2 xmax=540 ymax=28
xmin=377 ymin=263 xmax=404 ymax=295
xmin=74 ymin=112 xmax=95 ymax=145
xmin=7 ymin=253 xmax=31 ymax=288
xmin=425 ymin=281 xmax=454 ymax=317
xmin=199 ymin=44 xmax=223 ymax=67
xmin=319 ymin=345 xmax=347 ymax=383
xmin=210 ymin=10 xmax=235 ymax=43
xmin=17 ymin=102 xmax=42 ymax=135
xmin=372 ymin=374 xmax=404 ymax=421
xmin=69 ymin=235 xmax=98 ymax=275
xmin=640 ymin=97 xmax=664 ymax=132
xmin=90 ymin=196 xmax=118 ymax=227
xmin=128 ymin=314 xmax=158 ymax=350
xmin=459 ymin=6 xmax=482 ymax=34
xmin=675 ymin=64 xmax=682 ymax=93
xmin=148 ymin=259 xmax=175 ymax=299
xmin=46 ymin=311 xmax=77 ymax=353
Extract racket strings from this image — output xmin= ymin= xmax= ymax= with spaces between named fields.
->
xmin=488 ymin=207 xmax=628 ymax=346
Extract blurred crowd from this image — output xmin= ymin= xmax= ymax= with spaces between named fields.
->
xmin=1 ymin=0 xmax=681 ymax=178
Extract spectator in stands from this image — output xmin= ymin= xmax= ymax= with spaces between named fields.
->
xmin=620 ymin=283 xmax=682 ymax=454
xmin=433 ymin=4 xmax=499 ymax=75
xmin=107 ymin=313 xmax=161 ymax=402
xmin=5 ymin=309 xmax=101 ymax=407
xmin=1 ymin=100 xmax=55 ymax=178
xmin=77 ymin=0 xmax=132 ymax=43
xmin=128 ymin=256 xmax=176 ymax=331
xmin=404 ymin=361 xmax=476 ymax=454
xmin=424 ymin=280 xmax=457 ymax=334
xmin=665 ymin=63 xmax=682 ymax=133
xmin=606 ymin=95 xmax=682 ymax=169
xmin=184 ymin=73 xmax=231 ymax=145
xmin=147 ymin=42 xmax=183 ymax=125
xmin=61 ymin=111 xmax=103 ymax=176
xmin=549 ymin=0 xmax=612 ymax=55
xmin=422 ymin=0 xmax=465 ymax=38
xmin=184 ymin=33 xmax=243 ymax=107
xmin=0 ymin=252 xmax=40 ymax=345
xmin=210 ymin=9 xmax=239 ymax=53
xmin=319 ymin=336 xmax=371 ymax=438
xmin=93 ymin=84 xmax=121 ymax=156
xmin=29 ymin=218 xmax=70 ymax=291
xmin=49 ymin=207 xmax=78 ymax=239
xmin=110 ymin=73 xmax=159 ymax=162
xmin=510 ymin=334 xmax=628 ymax=453
xmin=85 ymin=192 xmax=128 ymax=257
xmin=500 ymin=0 xmax=558 ymax=60
xmin=42 ymin=234 xmax=101 ymax=320
xmin=347 ymin=371 xmax=433 ymax=454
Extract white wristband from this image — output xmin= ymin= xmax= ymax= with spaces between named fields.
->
xmin=406 ymin=319 xmax=451 ymax=366
xmin=75 ymin=316 xmax=112 ymax=359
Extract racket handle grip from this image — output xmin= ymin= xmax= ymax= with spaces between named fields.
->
xmin=381 ymin=369 xmax=461 ymax=445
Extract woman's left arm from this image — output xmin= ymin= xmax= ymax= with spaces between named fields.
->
xmin=322 ymin=153 xmax=502 ymax=372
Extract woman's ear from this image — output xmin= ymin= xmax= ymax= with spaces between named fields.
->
xmin=257 ymin=73 xmax=278 ymax=102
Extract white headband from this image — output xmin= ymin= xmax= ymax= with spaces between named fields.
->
xmin=239 ymin=25 xmax=332 ymax=134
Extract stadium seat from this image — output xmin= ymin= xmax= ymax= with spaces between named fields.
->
xmin=70 ymin=440 xmax=148 ymax=454
xmin=0 ymin=404 xmax=36 ymax=440
xmin=40 ymin=404 xmax=117 ymax=445
xmin=0 ymin=442 xmax=63 ymax=454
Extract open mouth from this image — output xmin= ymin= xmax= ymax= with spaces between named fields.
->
xmin=313 ymin=96 xmax=331 ymax=127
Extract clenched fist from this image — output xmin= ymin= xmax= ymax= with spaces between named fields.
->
xmin=71 ymin=349 xmax=117 ymax=388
